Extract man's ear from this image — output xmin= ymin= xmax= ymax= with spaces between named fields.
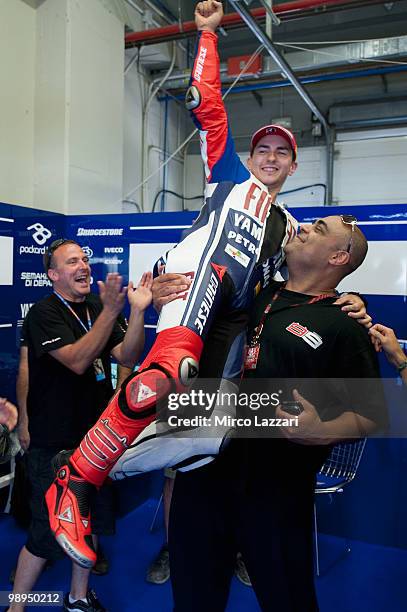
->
xmin=329 ymin=250 xmax=350 ymax=267
xmin=288 ymin=161 xmax=298 ymax=176
xmin=47 ymin=268 xmax=58 ymax=282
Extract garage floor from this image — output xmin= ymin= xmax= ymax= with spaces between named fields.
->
xmin=1 ymin=500 xmax=406 ymax=611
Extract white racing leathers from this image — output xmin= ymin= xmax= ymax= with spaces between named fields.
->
xmin=109 ymin=30 xmax=298 ymax=479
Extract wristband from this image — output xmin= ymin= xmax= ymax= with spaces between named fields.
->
xmin=397 ymin=361 xmax=407 ymax=373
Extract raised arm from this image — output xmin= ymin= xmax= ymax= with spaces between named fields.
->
xmin=188 ymin=1 xmax=248 ymax=184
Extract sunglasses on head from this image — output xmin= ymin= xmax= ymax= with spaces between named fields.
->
xmin=340 ymin=215 xmax=358 ymax=253
xmin=44 ymin=238 xmax=73 ymax=271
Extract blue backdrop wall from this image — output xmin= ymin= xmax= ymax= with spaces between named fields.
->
xmin=1 ymin=201 xmax=406 ymax=547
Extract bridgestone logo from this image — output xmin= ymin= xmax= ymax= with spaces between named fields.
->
xmin=77 ymin=228 xmax=123 ymax=236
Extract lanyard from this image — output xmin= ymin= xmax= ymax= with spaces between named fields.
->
xmin=53 ymin=291 xmax=92 ymax=334
xmin=249 ymin=285 xmax=337 ymax=347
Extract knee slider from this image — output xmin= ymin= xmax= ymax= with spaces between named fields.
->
xmin=179 ymin=356 xmax=199 ymax=387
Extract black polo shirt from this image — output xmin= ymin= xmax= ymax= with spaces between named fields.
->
xmin=22 ymin=293 xmax=125 ymax=450
xmin=244 ymin=280 xmax=386 ymax=428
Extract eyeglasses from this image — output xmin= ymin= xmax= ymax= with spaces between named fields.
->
xmin=340 ymin=214 xmax=357 ymax=253
xmin=43 ymin=238 xmax=73 ymax=271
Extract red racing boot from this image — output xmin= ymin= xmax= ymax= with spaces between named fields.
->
xmin=46 ymin=327 xmax=202 ymax=567
xmin=45 ymin=450 xmax=96 ymax=568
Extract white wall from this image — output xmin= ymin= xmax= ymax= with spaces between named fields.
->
xmin=34 ymin=0 xmax=124 ymax=215
xmin=158 ymin=99 xmax=185 ymax=212
xmin=0 ymin=0 xmax=124 ymax=215
xmin=334 ymin=135 xmax=407 ymax=206
xmin=33 ymin=0 xmax=69 ymax=213
xmin=0 ymin=0 xmax=35 ymax=207
xmin=123 ymin=48 xmax=145 ymax=213
xmin=68 ymin=0 xmax=124 ymax=215
xmin=184 ymin=131 xmax=407 ymax=209
xmin=123 ymin=43 xmax=185 ymax=214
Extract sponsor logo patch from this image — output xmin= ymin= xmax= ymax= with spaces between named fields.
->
xmin=20 ymin=303 xmax=34 ymax=318
xmin=27 ymin=223 xmax=52 ymax=246
xmin=136 ymin=382 xmax=157 ymax=403
xmin=19 ymin=244 xmax=47 ymax=255
xmin=286 ymin=322 xmax=323 ymax=349
xmin=224 ymin=243 xmax=250 ymax=268
xmin=42 ymin=337 xmax=62 ymax=346
xmin=104 ymin=247 xmax=124 ymax=254
xmin=18 ymin=302 xmax=34 ymax=327
xmin=211 ymin=263 xmax=227 ymax=281
xmin=58 ymin=506 xmax=74 ymax=523
xmin=82 ymin=246 xmax=94 ymax=258
xmin=20 ymin=272 xmax=52 ymax=288
xmin=174 ymin=271 xmax=195 ymax=301
xmin=194 ymin=272 xmax=219 ymax=335
xmin=194 ymin=46 xmax=207 ymax=82
xmin=77 ymin=228 xmax=123 ymax=237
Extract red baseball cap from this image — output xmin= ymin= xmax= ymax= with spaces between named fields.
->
xmin=250 ymin=124 xmax=298 ymax=161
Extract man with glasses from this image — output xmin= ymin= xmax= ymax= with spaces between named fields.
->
xmin=152 ymin=214 xmax=386 ymax=611
xmin=8 ymin=239 xmax=152 ymax=612
xmin=340 ymin=214 xmax=358 ymax=254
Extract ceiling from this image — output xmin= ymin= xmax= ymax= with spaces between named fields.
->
xmin=128 ymin=0 xmax=407 ymax=60
xmin=22 ymin=1 xmax=407 ymax=59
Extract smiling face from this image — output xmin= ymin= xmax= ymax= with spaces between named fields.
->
xmin=47 ymin=242 xmax=91 ymax=302
xmin=285 ymin=216 xmax=352 ymax=270
xmin=247 ymin=134 xmax=297 ymax=196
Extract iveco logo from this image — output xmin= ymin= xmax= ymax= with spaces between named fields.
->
xmin=104 ymin=247 xmax=124 ymax=254
xmin=82 ymin=246 xmax=94 ymax=258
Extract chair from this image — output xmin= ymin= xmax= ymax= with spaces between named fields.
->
xmin=0 ymin=455 xmax=16 ymax=513
xmin=314 ymin=438 xmax=367 ymax=576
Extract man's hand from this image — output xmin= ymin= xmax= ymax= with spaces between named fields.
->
xmin=276 ymin=389 xmax=327 ymax=445
xmin=0 ymin=398 xmax=18 ymax=432
xmin=152 ymin=273 xmax=192 ymax=312
xmin=128 ymin=272 xmax=153 ymax=312
xmin=369 ymin=324 xmax=406 ymax=368
xmin=97 ymin=273 xmax=127 ymax=318
xmin=195 ymin=1 xmax=223 ymax=33
xmin=18 ymin=419 xmax=30 ymax=451
xmin=334 ymin=294 xmax=372 ymax=329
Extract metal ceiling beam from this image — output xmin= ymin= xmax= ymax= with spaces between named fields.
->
xmin=125 ymin=0 xmax=404 ymax=47
xmin=229 ymin=0 xmax=334 ymax=204
xmin=160 ymin=65 xmax=407 ymax=99
xmin=152 ymin=34 xmax=407 ymax=90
